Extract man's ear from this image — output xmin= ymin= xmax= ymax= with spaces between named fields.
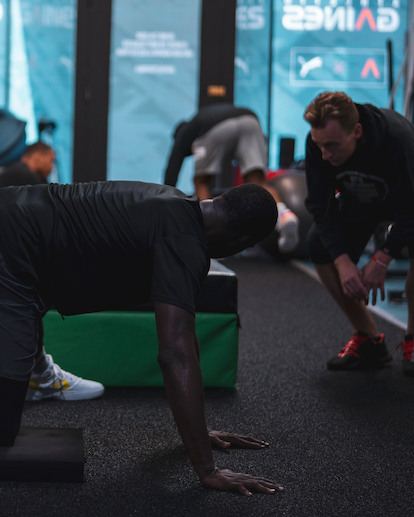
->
xmin=354 ymin=123 xmax=363 ymax=139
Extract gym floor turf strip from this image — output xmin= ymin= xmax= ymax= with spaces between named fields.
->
xmin=1 ymin=256 xmax=413 ymax=517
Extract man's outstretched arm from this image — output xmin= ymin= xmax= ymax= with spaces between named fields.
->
xmin=154 ymin=301 xmax=283 ymax=495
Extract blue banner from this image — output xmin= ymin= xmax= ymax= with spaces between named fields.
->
xmin=107 ymin=0 xmax=202 ymax=194
xmin=19 ymin=0 xmax=77 ymax=184
xmin=0 ymin=0 xmax=8 ymax=107
xmin=234 ymin=0 xmax=271 ymax=139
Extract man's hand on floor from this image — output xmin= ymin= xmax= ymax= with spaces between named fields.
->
xmin=201 ymin=467 xmax=284 ymax=496
xmin=208 ymin=429 xmax=269 ymax=449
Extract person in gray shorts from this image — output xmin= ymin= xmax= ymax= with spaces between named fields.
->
xmin=164 ymin=103 xmax=299 ymax=254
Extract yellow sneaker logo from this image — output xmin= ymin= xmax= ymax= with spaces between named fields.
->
xmin=53 ymin=380 xmax=70 ymax=391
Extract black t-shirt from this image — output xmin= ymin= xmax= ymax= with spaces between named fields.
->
xmin=0 ymin=161 xmax=46 ymax=187
xmin=0 ymin=181 xmax=210 ymax=315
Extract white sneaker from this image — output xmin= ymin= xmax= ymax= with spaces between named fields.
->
xmin=26 ymin=354 xmax=105 ymax=401
xmin=276 ymin=206 xmax=300 ymax=254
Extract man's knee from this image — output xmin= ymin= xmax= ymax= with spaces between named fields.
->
xmin=243 ymin=169 xmax=266 ymax=186
xmin=193 ymin=174 xmax=214 ymax=187
xmin=0 ymin=422 xmax=20 ymax=446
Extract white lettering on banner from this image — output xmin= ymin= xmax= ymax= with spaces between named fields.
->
xmin=237 ymin=6 xmax=266 ymax=29
xmin=134 ymin=64 xmax=176 ymax=75
xmin=20 ymin=3 xmax=75 ymax=29
xmin=377 ymin=7 xmax=399 ymax=31
xmin=281 ymin=2 xmax=400 ymax=32
xmin=116 ymin=32 xmax=194 ymax=59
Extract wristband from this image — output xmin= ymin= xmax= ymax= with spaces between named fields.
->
xmin=372 ymin=256 xmax=388 ymax=268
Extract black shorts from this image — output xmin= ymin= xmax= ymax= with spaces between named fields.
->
xmin=0 ymin=250 xmax=49 ymax=381
xmin=306 ymin=213 xmax=414 ymax=265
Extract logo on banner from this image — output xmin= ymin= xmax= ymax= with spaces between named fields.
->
xmin=290 ymin=47 xmax=386 ymax=87
xmin=361 ymin=58 xmax=380 ymax=78
xmin=282 ymin=0 xmax=400 ymax=33
xmin=298 ymin=56 xmax=323 ymax=77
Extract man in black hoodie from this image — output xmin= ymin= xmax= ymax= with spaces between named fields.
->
xmin=304 ymin=91 xmax=414 ymax=376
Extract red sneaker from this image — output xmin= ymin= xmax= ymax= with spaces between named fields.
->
xmin=327 ymin=331 xmax=392 ymax=370
xmin=395 ymin=336 xmax=414 ymax=377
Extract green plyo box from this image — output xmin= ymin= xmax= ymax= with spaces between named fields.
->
xmin=43 ymin=310 xmax=238 ymax=389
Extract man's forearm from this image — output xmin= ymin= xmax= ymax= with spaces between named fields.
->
xmin=334 ymin=253 xmax=353 ymax=270
xmin=154 ymin=302 xmax=215 ymax=481
xmin=159 ymin=354 xmax=215 ymax=481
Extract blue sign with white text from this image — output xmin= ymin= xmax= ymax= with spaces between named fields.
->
xmin=107 ymin=0 xmax=202 ymax=194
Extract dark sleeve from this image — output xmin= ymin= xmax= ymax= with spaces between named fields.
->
xmin=0 ymin=166 xmax=43 ymax=187
xmin=380 ymin=146 xmax=414 ymax=257
xmin=150 ymin=234 xmax=209 ymax=314
xmin=304 ymin=134 xmax=348 ymax=260
xmin=164 ymin=121 xmax=198 ymax=187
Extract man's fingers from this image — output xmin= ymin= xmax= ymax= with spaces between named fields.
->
xmin=235 ymin=478 xmax=283 ymax=495
xmin=209 ymin=435 xmax=231 ymax=448
xmin=209 ymin=431 xmax=269 ymax=448
xmin=202 ymin=468 xmax=283 ymax=495
xmin=245 ymin=477 xmax=284 ymax=489
xmin=235 ymin=483 xmax=252 ymax=496
xmin=229 ymin=437 xmax=268 ymax=449
xmin=241 ymin=436 xmax=270 ymax=447
xmin=371 ymin=286 xmax=377 ymax=305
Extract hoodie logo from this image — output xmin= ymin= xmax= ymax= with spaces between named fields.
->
xmin=336 ymin=171 xmax=388 ymax=204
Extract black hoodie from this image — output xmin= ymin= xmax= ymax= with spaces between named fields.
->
xmin=305 ymin=103 xmax=414 ymax=259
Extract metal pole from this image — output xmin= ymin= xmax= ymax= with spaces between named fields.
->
xmin=5 ymin=0 xmax=11 ymax=109
xmin=267 ymin=0 xmax=274 ymax=167
xmin=387 ymin=39 xmax=394 ymax=110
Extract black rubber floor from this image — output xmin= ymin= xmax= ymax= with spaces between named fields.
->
xmin=1 ymin=256 xmax=413 ymax=517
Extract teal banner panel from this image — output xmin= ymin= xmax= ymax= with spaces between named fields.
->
xmin=107 ymin=0 xmax=201 ymax=194
xmin=270 ymin=0 xmax=409 ymax=169
xmin=0 ymin=0 xmax=77 ymax=183
xmin=234 ymin=0 xmax=271 ymax=142
xmin=20 ymin=0 xmax=77 ymax=184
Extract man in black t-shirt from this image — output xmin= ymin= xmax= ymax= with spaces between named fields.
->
xmin=304 ymin=91 xmax=414 ymax=374
xmin=0 ymin=180 xmax=283 ymax=496
xmin=0 ymin=142 xmax=105 ymax=403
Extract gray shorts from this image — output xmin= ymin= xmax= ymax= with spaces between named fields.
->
xmin=0 ymin=251 xmax=49 ymax=381
xmin=192 ymin=115 xmax=266 ymax=177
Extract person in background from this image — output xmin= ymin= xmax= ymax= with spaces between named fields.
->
xmin=0 ymin=141 xmax=105 ymax=401
xmin=0 ymin=141 xmax=54 ymax=187
xmin=304 ymin=91 xmax=414 ymax=376
xmin=164 ymin=103 xmax=300 ymax=254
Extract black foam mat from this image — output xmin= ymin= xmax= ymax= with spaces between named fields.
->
xmin=0 ymin=427 xmax=84 ymax=483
